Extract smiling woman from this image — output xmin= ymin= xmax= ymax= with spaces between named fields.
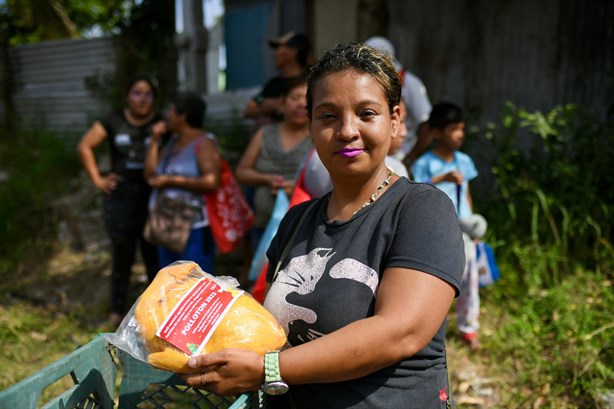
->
xmin=308 ymin=69 xmax=399 ymax=218
xmin=180 ymin=43 xmax=465 ymax=409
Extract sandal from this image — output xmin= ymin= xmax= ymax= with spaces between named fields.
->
xmin=461 ymin=332 xmax=481 ymax=350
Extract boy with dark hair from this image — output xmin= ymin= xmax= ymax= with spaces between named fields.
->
xmin=412 ymin=102 xmax=487 ymax=349
xmin=412 ymin=102 xmax=477 ymax=220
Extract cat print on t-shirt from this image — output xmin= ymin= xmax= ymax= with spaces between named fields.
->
xmin=264 ymin=247 xmax=379 ymax=346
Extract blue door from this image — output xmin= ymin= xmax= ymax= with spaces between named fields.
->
xmin=224 ymin=2 xmax=275 ymax=90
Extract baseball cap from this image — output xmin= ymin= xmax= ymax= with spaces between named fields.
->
xmin=268 ymin=31 xmax=310 ymax=53
xmin=365 ymin=36 xmax=395 ymax=57
xmin=364 ymin=36 xmax=402 ymax=70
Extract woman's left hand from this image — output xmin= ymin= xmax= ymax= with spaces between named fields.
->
xmin=268 ymin=175 xmax=285 ymax=195
xmin=181 ymin=349 xmax=265 ymax=396
xmin=147 ymin=174 xmax=171 ymax=189
xmin=282 ymin=180 xmax=295 ymax=196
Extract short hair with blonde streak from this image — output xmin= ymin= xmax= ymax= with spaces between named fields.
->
xmin=306 ymin=42 xmax=402 ymax=119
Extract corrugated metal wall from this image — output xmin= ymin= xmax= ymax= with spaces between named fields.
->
xmin=6 ymin=0 xmax=610 ymax=137
xmin=9 ymin=36 xmax=117 ymax=134
xmin=387 ymin=0 xmax=614 ymax=123
xmin=385 ymin=0 xmax=613 ymax=194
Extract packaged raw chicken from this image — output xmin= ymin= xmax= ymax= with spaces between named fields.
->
xmin=106 ymin=261 xmax=287 ymax=373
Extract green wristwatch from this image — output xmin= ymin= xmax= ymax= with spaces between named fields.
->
xmin=263 ymin=350 xmax=289 ymax=395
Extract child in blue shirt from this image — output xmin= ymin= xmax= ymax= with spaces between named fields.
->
xmin=412 ymin=102 xmax=487 ymax=349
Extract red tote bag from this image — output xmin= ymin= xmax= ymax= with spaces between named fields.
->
xmin=205 ymin=159 xmax=255 ymax=253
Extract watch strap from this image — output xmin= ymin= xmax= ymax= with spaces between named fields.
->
xmin=264 ymin=350 xmax=282 ymax=383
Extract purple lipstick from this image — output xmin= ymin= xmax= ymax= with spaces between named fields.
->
xmin=338 ymin=148 xmax=363 ymax=157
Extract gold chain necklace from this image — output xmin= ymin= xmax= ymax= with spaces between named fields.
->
xmin=353 ymin=167 xmax=395 ymax=215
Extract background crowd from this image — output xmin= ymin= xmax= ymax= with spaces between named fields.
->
xmin=78 ymin=30 xmax=494 ymax=349
xmin=73 ymin=31 xmax=497 ymax=409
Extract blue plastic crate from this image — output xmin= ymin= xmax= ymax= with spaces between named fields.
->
xmin=0 ymin=335 xmax=264 ymax=409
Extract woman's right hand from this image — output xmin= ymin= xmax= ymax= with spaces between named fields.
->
xmin=268 ymin=175 xmax=286 ymax=195
xmin=182 ymin=349 xmax=265 ymax=397
xmin=442 ymin=170 xmax=464 ymax=185
xmin=151 ymin=120 xmax=168 ymax=142
xmin=94 ymin=173 xmax=120 ymax=195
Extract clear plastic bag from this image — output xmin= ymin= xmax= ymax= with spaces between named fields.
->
xmin=105 ymin=261 xmax=287 ymax=373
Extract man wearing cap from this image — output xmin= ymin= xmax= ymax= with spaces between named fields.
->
xmin=364 ymin=36 xmax=432 ymax=169
xmin=243 ymin=31 xmax=311 ymax=126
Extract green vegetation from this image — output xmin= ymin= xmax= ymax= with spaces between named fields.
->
xmin=475 ymin=102 xmax=614 ymax=277
xmin=83 ymin=0 xmax=178 ymax=113
xmin=1 ymin=0 xmax=178 ymax=134
xmin=464 ymin=103 xmax=614 ymax=407
xmin=207 ymin=116 xmax=252 ymax=164
xmin=1 ymin=0 xmax=138 ymax=45
xmin=0 ymin=129 xmax=81 ymax=277
xmin=470 ymin=266 xmax=613 ymax=407
xmin=0 ymin=103 xmax=612 ymax=407
xmin=0 ymin=128 xmax=93 ymax=402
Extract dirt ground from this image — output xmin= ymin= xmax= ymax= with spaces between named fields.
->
xmin=4 ymin=171 xmax=499 ymax=408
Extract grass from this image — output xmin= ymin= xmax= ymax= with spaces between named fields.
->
xmin=471 ymin=267 xmax=613 ymax=407
xmin=0 ymin=302 xmax=98 ymax=392
xmin=2 ymin=241 xmax=611 ymax=408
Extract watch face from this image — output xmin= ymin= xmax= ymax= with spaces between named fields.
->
xmin=264 ymin=381 xmax=289 ymax=395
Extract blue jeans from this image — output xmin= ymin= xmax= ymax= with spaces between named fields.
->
xmin=157 ymin=226 xmax=216 ymax=274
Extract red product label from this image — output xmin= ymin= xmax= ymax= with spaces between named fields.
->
xmin=155 ymin=278 xmax=242 ymax=356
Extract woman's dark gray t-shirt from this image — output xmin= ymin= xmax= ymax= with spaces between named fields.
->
xmin=264 ymin=178 xmax=464 ymax=409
